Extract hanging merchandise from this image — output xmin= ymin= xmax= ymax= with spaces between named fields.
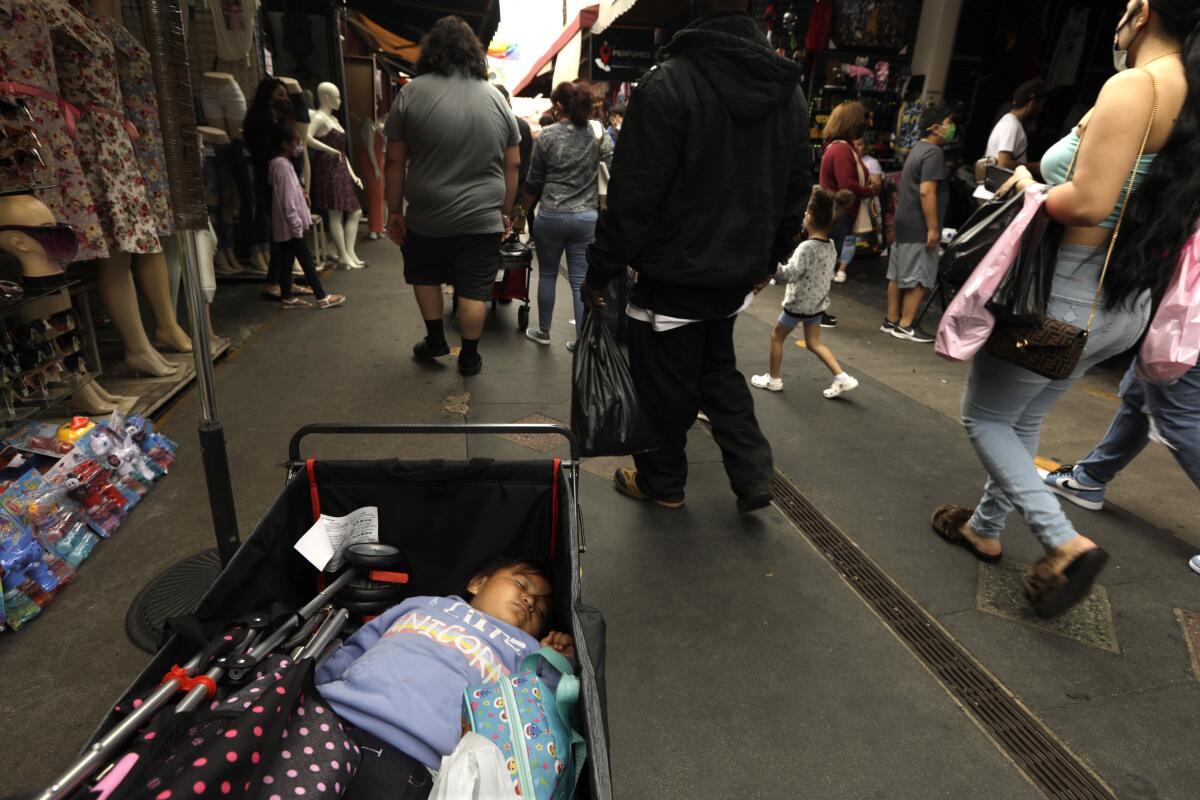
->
xmin=0 ymin=0 xmax=109 ymax=261
xmin=91 ymin=13 xmax=175 ymax=237
xmin=805 ymin=0 xmax=833 ymax=54
xmin=207 ymin=0 xmax=259 ymax=64
xmin=1048 ymin=6 xmax=1090 ymax=88
xmin=45 ymin=0 xmax=162 ymax=255
xmin=834 ymin=0 xmax=913 ymax=50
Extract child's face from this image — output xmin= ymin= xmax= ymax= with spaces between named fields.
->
xmin=467 ymin=564 xmax=552 ymax=636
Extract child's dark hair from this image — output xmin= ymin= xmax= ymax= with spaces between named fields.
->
xmin=807 ymin=186 xmax=856 ymax=231
xmin=271 ymin=122 xmax=299 ymax=154
xmin=466 ymin=555 xmax=550 ymax=595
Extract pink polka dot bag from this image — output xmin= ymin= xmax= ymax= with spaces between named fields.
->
xmin=92 ymin=653 xmax=360 ymax=800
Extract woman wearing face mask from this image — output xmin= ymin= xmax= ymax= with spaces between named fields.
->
xmin=932 ymin=0 xmax=1196 ymax=619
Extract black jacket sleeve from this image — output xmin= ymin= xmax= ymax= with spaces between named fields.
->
xmin=770 ymin=87 xmax=813 ymax=271
xmin=586 ymin=73 xmax=685 ymax=289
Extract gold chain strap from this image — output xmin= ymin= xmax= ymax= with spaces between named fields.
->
xmin=1083 ymin=71 xmax=1159 ymax=333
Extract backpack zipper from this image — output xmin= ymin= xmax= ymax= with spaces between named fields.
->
xmin=500 ymin=677 xmax=537 ymax=795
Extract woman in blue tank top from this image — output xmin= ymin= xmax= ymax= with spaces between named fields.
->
xmin=932 ymin=0 xmax=1199 ymax=618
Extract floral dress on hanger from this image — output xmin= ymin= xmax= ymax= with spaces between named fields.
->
xmin=92 ymin=13 xmax=174 ymax=238
xmin=45 ymin=0 xmax=160 ymax=255
xmin=0 ymin=0 xmax=108 ymax=261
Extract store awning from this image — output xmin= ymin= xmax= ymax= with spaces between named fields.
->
xmin=592 ymin=0 xmax=694 ymax=35
xmin=347 ymin=11 xmax=422 ymax=63
xmin=347 ymin=0 xmax=502 ymax=47
xmin=513 ymin=5 xmax=600 ymax=96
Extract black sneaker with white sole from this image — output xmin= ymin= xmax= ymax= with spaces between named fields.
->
xmin=881 ymin=319 xmax=897 ymax=333
xmin=891 ymin=323 xmax=935 ymax=343
xmin=820 ymin=313 xmax=838 ymax=329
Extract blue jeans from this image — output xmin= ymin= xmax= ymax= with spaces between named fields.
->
xmin=532 ymin=208 xmax=597 ymax=334
xmin=961 ymin=244 xmax=1152 ymax=551
xmin=1078 ymin=361 xmax=1200 ymax=489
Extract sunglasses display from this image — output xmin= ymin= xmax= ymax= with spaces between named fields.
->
xmin=0 ymin=306 xmax=91 ymax=418
xmin=0 ymin=224 xmax=79 ymax=265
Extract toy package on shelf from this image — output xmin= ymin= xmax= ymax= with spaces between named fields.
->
xmin=1 ymin=468 xmax=98 ymax=568
xmin=4 ymin=420 xmax=77 ymax=458
xmin=73 ymin=424 xmax=151 ymax=508
xmin=43 ymin=451 xmax=129 ymax=537
xmin=0 ymin=507 xmax=74 ymax=629
xmin=122 ymin=413 xmax=177 ymax=474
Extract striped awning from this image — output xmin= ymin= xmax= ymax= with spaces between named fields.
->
xmin=592 ymin=0 xmax=639 ymax=35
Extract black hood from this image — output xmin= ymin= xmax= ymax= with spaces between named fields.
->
xmin=660 ymin=11 xmax=804 ymax=122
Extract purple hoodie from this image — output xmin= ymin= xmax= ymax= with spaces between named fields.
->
xmin=314 ymin=596 xmax=540 ymax=768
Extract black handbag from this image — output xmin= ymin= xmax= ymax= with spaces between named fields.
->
xmin=939 ymin=189 xmax=1025 ymax=291
xmin=984 ymin=71 xmax=1159 ymax=380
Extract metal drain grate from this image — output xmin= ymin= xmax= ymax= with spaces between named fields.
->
xmin=770 ymin=471 xmax=1116 ymax=800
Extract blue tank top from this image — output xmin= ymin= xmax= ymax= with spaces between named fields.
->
xmin=1040 ymin=128 xmax=1156 ymax=230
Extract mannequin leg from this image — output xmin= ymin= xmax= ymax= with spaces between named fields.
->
xmin=133 ymin=251 xmax=194 ymax=353
xmin=344 ymin=210 xmax=365 ymax=267
xmin=91 ymin=383 xmax=125 ymax=404
xmin=68 ymin=383 xmax=118 ymax=415
xmin=97 ymin=254 xmax=178 ymax=377
xmin=325 ymin=209 xmax=355 ymax=268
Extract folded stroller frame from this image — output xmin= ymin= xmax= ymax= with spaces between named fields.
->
xmin=33 ymin=423 xmax=611 ymax=800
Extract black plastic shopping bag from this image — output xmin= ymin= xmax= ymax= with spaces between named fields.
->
xmin=940 ymin=189 xmax=1025 ymax=292
xmin=571 ymin=311 xmax=653 ymax=457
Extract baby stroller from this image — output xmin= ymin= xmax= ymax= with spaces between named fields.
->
xmin=450 ymin=236 xmax=534 ymax=331
xmin=33 ymin=423 xmax=612 ymax=800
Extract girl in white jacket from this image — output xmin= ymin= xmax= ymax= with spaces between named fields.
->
xmin=752 ymin=186 xmax=859 ymax=398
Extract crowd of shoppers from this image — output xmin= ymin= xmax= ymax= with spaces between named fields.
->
xmin=369 ymin=0 xmax=1198 ymax=619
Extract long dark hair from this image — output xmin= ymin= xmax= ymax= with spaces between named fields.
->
xmin=417 ymin=16 xmax=488 ymax=80
xmin=1109 ymin=0 xmax=1200 ymax=309
xmin=243 ymin=77 xmax=289 ymax=157
xmin=551 ymin=82 xmax=591 ymax=127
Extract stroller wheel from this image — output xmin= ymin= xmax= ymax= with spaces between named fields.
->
xmin=517 ymin=304 xmax=529 ymax=331
xmin=345 ymin=542 xmax=402 ymax=568
xmin=340 ymin=581 xmax=408 ymax=604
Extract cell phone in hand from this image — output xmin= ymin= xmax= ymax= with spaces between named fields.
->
xmin=985 ymin=165 xmax=1015 ymax=192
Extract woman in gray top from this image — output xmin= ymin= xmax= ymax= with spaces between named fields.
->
xmin=514 ymin=82 xmax=613 ymax=350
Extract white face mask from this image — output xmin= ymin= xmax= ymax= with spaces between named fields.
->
xmin=1113 ymin=2 xmax=1144 ymax=72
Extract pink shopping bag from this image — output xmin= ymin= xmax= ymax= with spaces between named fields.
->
xmin=935 ymin=188 xmax=1049 ymax=363
xmin=1139 ymin=229 xmax=1200 ymax=384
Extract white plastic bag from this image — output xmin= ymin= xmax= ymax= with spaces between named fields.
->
xmin=429 ymin=733 xmax=516 ymax=800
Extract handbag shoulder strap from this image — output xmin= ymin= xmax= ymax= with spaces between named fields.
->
xmin=1086 ymin=69 xmax=1159 ymax=332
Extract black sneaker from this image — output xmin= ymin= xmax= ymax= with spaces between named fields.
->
xmin=891 ymin=323 xmax=934 ymax=343
xmin=881 ymin=319 xmax=897 ymax=333
xmin=820 ymin=313 xmax=839 ymax=329
xmin=413 ymin=338 xmax=451 ymax=361
xmin=458 ymin=352 xmax=483 ymax=376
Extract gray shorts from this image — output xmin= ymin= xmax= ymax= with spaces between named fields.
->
xmin=887 ymin=242 xmax=939 ymax=289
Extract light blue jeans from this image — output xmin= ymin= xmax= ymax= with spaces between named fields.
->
xmin=532 ymin=208 xmax=597 ymax=334
xmin=962 ymin=244 xmax=1152 ymax=551
xmin=1078 ymin=361 xmax=1200 ymax=489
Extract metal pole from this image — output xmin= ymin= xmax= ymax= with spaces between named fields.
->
xmin=143 ymin=0 xmax=240 ymax=564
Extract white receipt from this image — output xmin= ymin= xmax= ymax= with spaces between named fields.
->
xmin=293 ymin=506 xmax=380 ymax=571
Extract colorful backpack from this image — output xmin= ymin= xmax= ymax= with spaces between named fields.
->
xmin=462 ymin=647 xmax=586 ymax=800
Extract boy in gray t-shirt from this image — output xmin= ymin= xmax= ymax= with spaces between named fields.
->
xmin=885 ymin=105 xmax=954 ymax=344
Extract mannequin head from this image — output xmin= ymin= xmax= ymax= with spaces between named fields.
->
xmin=317 ymin=83 xmax=342 ymax=114
xmin=0 ymin=195 xmax=72 ymax=276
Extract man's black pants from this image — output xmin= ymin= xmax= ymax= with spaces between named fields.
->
xmin=627 ymin=315 xmax=774 ymax=502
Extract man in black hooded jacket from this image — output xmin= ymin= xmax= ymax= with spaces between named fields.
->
xmin=582 ymin=0 xmax=810 ymax=513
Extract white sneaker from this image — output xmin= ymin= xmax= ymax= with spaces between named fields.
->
xmin=524 ymin=328 xmax=551 ymax=345
xmin=823 ymin=375 xmax=859 ymax=399
xmin=751 ymin=374 xmax=783 ymax=392
xmin=832 ymin=271 xmax=847 ymax=284
xmin=1190 ymin=555 xmax=1200 ymax=576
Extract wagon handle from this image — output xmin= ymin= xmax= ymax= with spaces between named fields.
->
xmin=288 ymin=423 xmax=581 ymax=463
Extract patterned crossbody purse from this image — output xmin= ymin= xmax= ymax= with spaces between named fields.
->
xmin=985 ymin=72 xmax=1159 ymax=380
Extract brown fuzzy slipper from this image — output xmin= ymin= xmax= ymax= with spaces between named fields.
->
xmin=930 ymin=505 xmax=1002 ymax=564
xmin=1024 ymin=547 xmax=1109 ymax=619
